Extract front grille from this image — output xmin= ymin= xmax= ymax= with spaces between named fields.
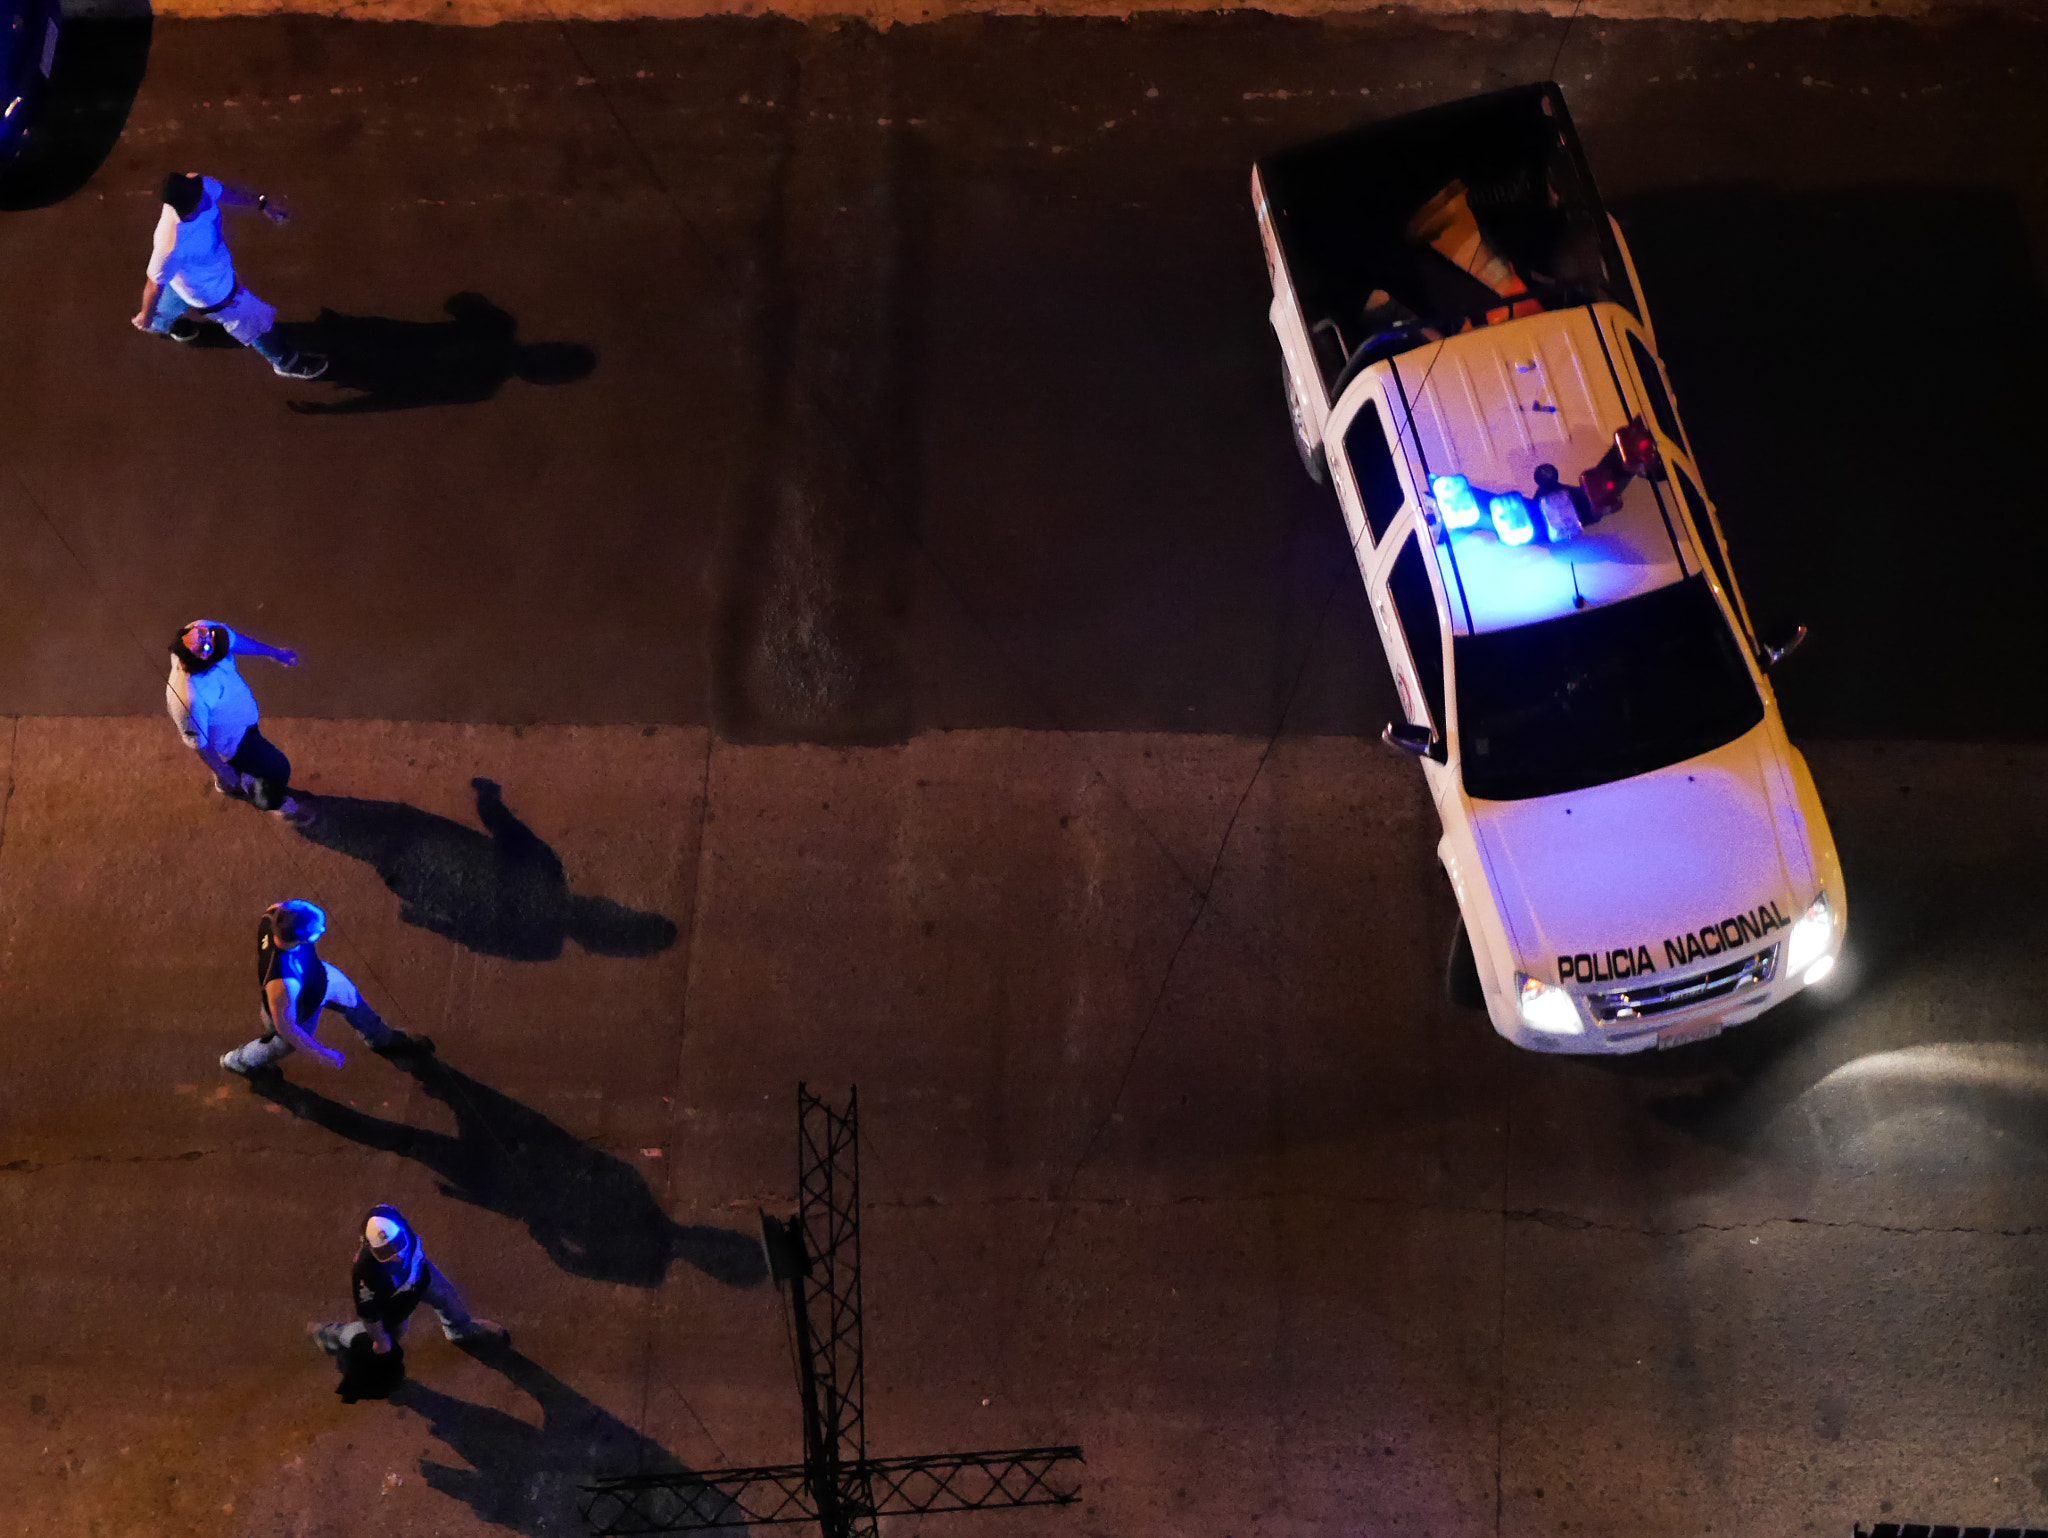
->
xmin=1587 ymin=944 xmax=1779 ymax=1025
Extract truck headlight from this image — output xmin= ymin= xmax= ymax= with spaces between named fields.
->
xmin=1516 ymin=973 xmax=1583 ymax=1035
xmin=1784 ymin=891 xmax=1835 ymax=983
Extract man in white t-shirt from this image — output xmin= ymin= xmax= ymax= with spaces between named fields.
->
xmin=166 ymin=618 xmax=314 ymax=824
xmin=133 ymin=172 xmax=327 ymax=380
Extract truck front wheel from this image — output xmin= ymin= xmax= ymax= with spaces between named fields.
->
xmin=1446 ymin=916 xmax=1486 ymax=1011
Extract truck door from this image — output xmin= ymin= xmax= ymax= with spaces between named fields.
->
xmin=1326 ymin=386 xmax=1412 ymax=569
xmin=1377 ymin=529 xmax=1449 ymax=751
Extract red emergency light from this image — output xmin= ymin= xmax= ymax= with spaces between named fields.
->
xmin=1579 ymin=417 xmax=1662 ymax=520
xmin=1580 ymin=456 xmax=1626 ymax=516
xmin=1614 ymin=418 xmax=1662 ymax=479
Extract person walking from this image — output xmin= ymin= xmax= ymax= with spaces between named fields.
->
xmin=221 ymin=900 xmax=433 ymax=1077
xmin=166 ymin=618 xmax=314 ymax=822
xmin=314 ymin=1206 xmax=511 ymax=1368
xmin=132 ymin=171 xmax=326 ymax=379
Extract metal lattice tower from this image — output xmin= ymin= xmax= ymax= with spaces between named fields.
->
xmin=582 ymin=1084 xmax=1083 ymax=1537
xmin=790 ymin=1085 xmax=872 ymax=1534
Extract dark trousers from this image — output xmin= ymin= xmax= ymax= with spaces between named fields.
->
xmin=229 ymin=726 xmax=293 ymax=810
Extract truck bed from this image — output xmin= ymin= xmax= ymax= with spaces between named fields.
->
xmin=1255 ymin=82 xmax=1637 ymax=395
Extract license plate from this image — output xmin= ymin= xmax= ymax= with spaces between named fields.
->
xmin=1658 ymin=1020 xmax=1723 ymax=1050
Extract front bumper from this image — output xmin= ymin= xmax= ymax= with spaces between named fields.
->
xmin=1489 ymin=934 xmax=1841 ymax=1055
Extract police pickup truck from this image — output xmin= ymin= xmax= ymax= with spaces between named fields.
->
xmin=1251 ymin=83 xmax=1844 ymax=1052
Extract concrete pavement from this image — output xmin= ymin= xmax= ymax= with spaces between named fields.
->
xmin=5 ymin=719 xmax=2047 ymax=1535
xmin=72 ymin=0 xmax=2040 ymax=37
xmin=5 ymin=12 xmax=2045 ymax=740
xmin=4 ymin=8 xmax=2047 ymax=1535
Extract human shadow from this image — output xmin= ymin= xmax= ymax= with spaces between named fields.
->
xmin=293 ymin=777 xmax=675 ymax=962
xmin=391 ymin=1348 xmax=742 ymax=1537
xmin=273 ymin=293 xmax=595 ymax=414
xmin=251 ymin=1054 xmax=765 ymax=1290
xmin=0 ymin=5 xmax=152 ymax=211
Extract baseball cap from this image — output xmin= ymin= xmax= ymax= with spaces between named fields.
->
xmin=365 ymin=1214 xmax=406 ymax=1251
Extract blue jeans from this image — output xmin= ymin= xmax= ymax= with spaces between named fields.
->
xmin=225 ymin=724 xmax=293 ymax=810
xmin=146 ymin=284 xmax=292 ymax=366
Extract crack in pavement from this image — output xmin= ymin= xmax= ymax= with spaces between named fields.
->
xmin=88 ymin=0 xmax=2031 ymax=28
xmin=870 ymin=1192 xmax=2048 ymax=1240
xmin=9 ymin=1155 xmax=2042 ymax=1243
xmin=1506 ymin=1207 xmax=2048 ymax=1240
xmin=1 ymin=1141 xmax=438 ymax=1171
xmin=3 ymin=1150 xmax=212 ymax=1172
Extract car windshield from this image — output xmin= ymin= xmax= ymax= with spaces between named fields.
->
xmin=1454 ymin=575 xmax=1763 ymax=801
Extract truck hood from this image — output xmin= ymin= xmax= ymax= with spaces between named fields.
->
xmin=1468 ymin=725 xmax=1806 ymax=986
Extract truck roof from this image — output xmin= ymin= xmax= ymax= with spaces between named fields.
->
xmin=1255 ymin=82 xmax=1637 ymax=398
xmin=1377 ymin=304 xmax=1691 ymax=636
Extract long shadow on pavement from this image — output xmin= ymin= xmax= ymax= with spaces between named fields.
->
xmin=294 ymin=777 xmax=676 ymax=961
xmin=392 ymin=1347 xmax=739 ymax=1537
xmin=275 ymin=293 xmax=596 ymax=415
xmin=252 ymin=1054 xmax=765 ymax=1290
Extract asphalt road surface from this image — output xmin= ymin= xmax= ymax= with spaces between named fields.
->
xmin=1 ymin=10 xmax=2045 ymax=1538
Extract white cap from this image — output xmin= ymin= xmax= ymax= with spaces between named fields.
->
xmin=365 ymin=1215 xmax=405 ymax=1249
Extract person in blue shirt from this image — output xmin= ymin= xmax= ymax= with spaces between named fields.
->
xmin=165 ymin=618 xmax=310 ymax=822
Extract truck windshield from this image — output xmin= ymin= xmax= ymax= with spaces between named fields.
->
xmin=1453 ymin=575 xmax=1763 ymax=801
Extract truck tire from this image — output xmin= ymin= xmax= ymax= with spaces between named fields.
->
xmin=1283 ymin=359 xmax=1328 ymax=484
xmin=1445 ymin=915 xmax=1486 ymax=1011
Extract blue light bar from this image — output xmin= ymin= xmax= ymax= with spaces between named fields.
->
xmin=1490 ymin=492 xmax=1536 ymax=546
xmin=1432 ymin=474 xmax=1482 ymax=530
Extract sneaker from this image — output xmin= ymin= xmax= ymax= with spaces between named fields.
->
xmin=274 ymin=796 xmax=317 ymax=828
xmin=371 ymin=1032 xmax=436 ymax=1060
xmin=450 ymin=1320 xmax=511 ymax=1349
xmin=168 ymin=318 xmax=204 ymax=343
xmin=312 ymin=1323 xmax=349 ymax=1356
xmin=272 ymin=353 xmax=328 ymax=380
xmin=220 ymin=1050 xmax=279 ymax=1079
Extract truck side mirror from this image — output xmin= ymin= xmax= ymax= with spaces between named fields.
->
xmin=1762 ymin=624 xmax=1808 ymax=670
xmin=1382 ymin=721 xmax=1435 ymax=757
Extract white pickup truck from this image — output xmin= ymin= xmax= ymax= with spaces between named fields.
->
xmin=1252 ymin=83 xmax=1844 ymax=1052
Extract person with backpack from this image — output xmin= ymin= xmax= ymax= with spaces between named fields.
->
xmin=314 ymin=1207 xmax=510 ymax=1396
xmin=220 ymin=900 xmax=431 ymax=1077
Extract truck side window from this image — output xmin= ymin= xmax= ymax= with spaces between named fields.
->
xmin=1387 ymin=534 xmax=1446 ymax=733
xmin=1625 ymin=333 xmax=1683 ymax=449
xmin=1342 ymin=400 xmax=1407 ymax=544
xmin=1675 ymin=468 xmax=1743 ymax=629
